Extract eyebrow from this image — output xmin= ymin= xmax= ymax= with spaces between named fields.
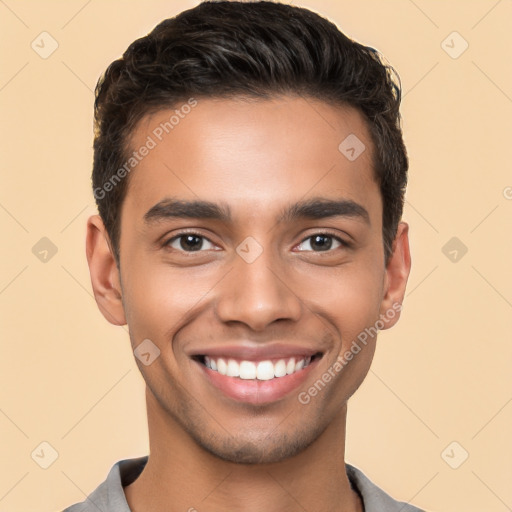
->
xmin=143 ymin=196 xmax=370 ymax=225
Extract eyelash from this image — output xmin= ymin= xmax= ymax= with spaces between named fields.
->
xmin=163 ymin=230 xmax=350 ymax=253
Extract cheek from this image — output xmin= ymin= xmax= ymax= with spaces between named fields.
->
xmin=120 ymin=257 xmax=219 ymax=347
xmin=298 ymin=267 xmax=382 ymax=403
xmin=295 ymin=260 xmax=384 ymax=338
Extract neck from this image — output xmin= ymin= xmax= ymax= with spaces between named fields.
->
xmin=124 ymin=388 xmax=363 ymax=512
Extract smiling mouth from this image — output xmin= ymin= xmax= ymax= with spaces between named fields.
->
xmin=193 ymin=353 xmax=323 ymax=381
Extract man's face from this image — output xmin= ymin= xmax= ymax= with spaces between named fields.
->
xmin=89 ymin=96 xmax=410 ymax=464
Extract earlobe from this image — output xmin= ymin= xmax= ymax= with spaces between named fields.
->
xmin=86 ymin=215 xmax=127 ymax=326
xmin=379 ymin=221 xmax=411 ymax=330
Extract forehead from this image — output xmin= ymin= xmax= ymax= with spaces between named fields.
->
xmin=122 ymin=96 xmax=380 ymax=223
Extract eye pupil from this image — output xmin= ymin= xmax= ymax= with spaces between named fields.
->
xmin=311 ymin=235 xmax=332 ymax=251
xmin=180 ymin=235 xmax=203 ymax=251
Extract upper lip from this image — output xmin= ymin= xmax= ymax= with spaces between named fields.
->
xmin=188 ymin=344 xmax=322 ymax=361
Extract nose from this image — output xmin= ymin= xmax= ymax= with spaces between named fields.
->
xmin=215 ymin=249 xmax=302 ymax=331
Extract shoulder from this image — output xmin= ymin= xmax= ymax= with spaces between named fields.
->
xmin=61 ymin=481 xmax=109 ymax=512
xmin=61 ymin=457 xmax=148 ymax=512
xmin=346 ymin=463 xmax=426 ymax=512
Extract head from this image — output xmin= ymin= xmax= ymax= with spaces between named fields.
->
xmin=87 ymin=1 xmax=411 ymax=464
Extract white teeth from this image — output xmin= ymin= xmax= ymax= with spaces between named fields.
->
xmin=217 ymin=358 xmax=227 ymax=376
xmin=203 ymin=355 xmax=313 ymax=380
xmin=226 ymin=359 xmax=240 ymax=377
xmin=239 ymin=361 xmax=257 ymax=379
xmin=256 ymin=361 xmax=274 ymax=380
xmin=274 ymin=359 xmax=287 ymax=377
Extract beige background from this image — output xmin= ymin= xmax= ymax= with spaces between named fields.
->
xmin=1 ymin=1 xmax=511 ymax=511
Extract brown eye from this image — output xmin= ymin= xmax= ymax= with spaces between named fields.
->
xmin=296 ymin=233 xmax=346 ymax=252
xmin=166 ymin=233 xmax=216 ymax=252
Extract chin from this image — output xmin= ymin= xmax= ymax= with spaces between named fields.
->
xmin=191 ymin=427 xmax=322 ymax=465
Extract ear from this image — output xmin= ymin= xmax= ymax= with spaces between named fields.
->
xmin=86 ymin=215 xmax=126 ymax=326
xmin=379 ymin=221 xmax=411 ymax=330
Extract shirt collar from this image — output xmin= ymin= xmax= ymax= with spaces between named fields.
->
xmin=91 ymin=456 xmax=422 ymax=512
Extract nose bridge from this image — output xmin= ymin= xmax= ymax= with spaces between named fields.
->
xmin=215 ymin=242 xmax=302 ymax=330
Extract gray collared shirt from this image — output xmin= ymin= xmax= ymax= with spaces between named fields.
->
xmin=62 ymin=456 xmax=426 ymax=511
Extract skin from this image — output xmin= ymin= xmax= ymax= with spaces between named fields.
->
xmin=86 ymin=96 xmax=411 ymax=512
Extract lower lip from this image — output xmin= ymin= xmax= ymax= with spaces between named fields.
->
xmin=195 ymin=358 xmax=320 ymax=405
